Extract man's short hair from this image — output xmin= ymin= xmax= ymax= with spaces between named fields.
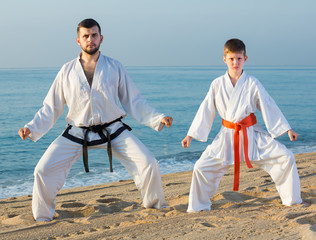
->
xmin=224 ymin=39 xmax=246 ymax=56
xmin=77 ymin=18 xmax=101 ymax=35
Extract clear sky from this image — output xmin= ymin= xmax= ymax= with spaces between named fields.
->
xmin=1 ymin=0 xmax=315 ymax=68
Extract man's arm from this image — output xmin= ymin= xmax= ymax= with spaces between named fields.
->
xmin=118 ymin=64 xmax=172 ymax=131
xmin=288 ymin=129 xmax=298 ymax=141
xmin=161 ymin=116 xmax=173 ymax=128
xmin=22 ymin=68 xmax=66 ymax=142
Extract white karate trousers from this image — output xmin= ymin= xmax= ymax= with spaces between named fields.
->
xmin=32 ymin=122 xmax=167 ymax=221
xmin=187 ymin=136 xmax=302 ymax=212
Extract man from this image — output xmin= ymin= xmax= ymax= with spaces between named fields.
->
xmin=19 ymin=18 xmax=173 ymax=222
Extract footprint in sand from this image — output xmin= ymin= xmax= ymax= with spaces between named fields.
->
xmin=296 ymin=214 xmax=316 ymax=225
xmin=221 ymin=191 xmax=256 ymax=202
xmin=100 ymin=194 xmax=112 ymax=198
xmin=290 ymin=213 xmax=316 ymax=238
xmin=286 ymin=212 xmax=313 ymax=220
xmin=244 ymin=186 xmax=258 ymax=191
xmin=212 ymin=190 xmax=280 ymax=209
xmin=1 ymin=214 xmax=35 ymax=225
xmin=61 ymin=202 xmax=86 ymax=208
xmin=248 ymin=168 xmax=260 ymax=172
xmin=165 ymin=182 xmax=185 ymax=186
xmin=129 ymin=188 xmax=138 ymax=192
xmin=193 ymin=221 xmax=218 ymax=231
xmin=301 ymin=186 xmax=316 ymax=204
xmin=96 ymin=197 xmax=121 ymax=203
xmin=263 ymin=174 xmax=271 ymax=178
xmin=93 ymin=197 xmax=140 ymax=214
xmin=56 ymin=202 xmax=96 ymax=219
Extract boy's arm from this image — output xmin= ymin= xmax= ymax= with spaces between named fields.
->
xmin=181 ymin=136 xmax=192 ymax=148
xmin=255 ymin=81 xmax=291 ymax=138
xmin=186 ymin=85 xmax=216 ymax=142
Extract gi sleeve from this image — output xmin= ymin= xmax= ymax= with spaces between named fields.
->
xmin=255 ymin=80 xmax=291 ymax=138
xmin=187 ymin=84 xmax=216 ymax=142
xmin=25 ymin=69 xmax=66 ymax=141
xmin=117 ymin=64 xmax=165 ymax=132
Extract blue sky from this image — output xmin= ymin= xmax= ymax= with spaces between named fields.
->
xmin=1 ymin=0 xmax=315 ymax=68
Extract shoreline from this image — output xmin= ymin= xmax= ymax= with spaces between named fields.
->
xmin=1 ymin=152 xmax=315 ymax=239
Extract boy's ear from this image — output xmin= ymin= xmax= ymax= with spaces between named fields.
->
xmin=223 ymin=56 xmax=226 ymax=63
xmin=244 ymin=55 xmax=248 ymax=62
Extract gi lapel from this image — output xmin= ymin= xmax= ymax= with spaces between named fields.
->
xmin=92 ymin=54 xmax=104 ymax=88
xmin=75 ymin=57 xmax=91 ymax=92
xmin=225 ymin=71 xmax=247 ymax=121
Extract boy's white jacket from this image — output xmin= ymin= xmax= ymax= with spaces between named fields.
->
xmin=188 ymin=71 xmax=291 ymax=165
xmin=25 ymin=54 xmax=165 ymax=142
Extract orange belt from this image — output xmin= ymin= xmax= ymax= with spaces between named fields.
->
xmin=222 ymin=113 xmax=257 ymax=191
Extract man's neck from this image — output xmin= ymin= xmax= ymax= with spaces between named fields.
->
xmin=80 ymin=51 xmax=100 ymax=63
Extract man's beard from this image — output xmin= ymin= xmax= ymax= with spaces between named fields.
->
xmin=82 ymin=44 xmax=100 ymax=55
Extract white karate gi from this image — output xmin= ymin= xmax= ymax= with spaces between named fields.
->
xmin=25 ymin=54 xmax=167 ymax=221
xmin=187 ymin=72 xmax=302 ymax=212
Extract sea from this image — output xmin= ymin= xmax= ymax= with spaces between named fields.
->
xmin=0 ymin=65 xmax=316 ymax=199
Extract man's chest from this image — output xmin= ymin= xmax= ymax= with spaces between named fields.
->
xmin=80 ymin=62 xmax=97 ymax=87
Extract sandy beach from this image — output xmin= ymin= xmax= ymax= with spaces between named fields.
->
xmin=0 ymin=152 xmax=315 ymax=240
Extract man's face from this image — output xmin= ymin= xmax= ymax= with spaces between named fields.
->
xmin=76 ymin=26 xmax=103 ymax=55
xmin=223 ymin=51 xmax=248 ymax=76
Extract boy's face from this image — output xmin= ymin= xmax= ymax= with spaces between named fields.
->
xmin=223 ymin=51 xmax=248 ymax=76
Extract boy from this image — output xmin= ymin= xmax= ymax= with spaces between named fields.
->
xmin=181 ymin=38 xmax=302 ymax=212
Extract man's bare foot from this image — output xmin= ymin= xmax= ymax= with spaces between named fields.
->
xmin=300 ymin=201 xmax=310 ymax=207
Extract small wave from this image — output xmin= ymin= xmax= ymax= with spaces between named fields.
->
xmin=0 ymin=181 xmax=34 ymax=199
xmin=290 ymin=144 xmax=316 ymax=154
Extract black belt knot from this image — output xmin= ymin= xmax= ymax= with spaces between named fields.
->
xmin=86 ymin=125 xmax=105 ymax=133
xmin=79 ymin=117 xmax=131 ymax=173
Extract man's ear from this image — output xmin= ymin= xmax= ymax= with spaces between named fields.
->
xmin=76 ymin=37 xmax=80 ymax=46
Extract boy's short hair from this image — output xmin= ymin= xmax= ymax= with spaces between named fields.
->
xmin=77 ymin=18 xmax=101 ymax=35
xmin=224 ymin=39 xmax=246 ymax=56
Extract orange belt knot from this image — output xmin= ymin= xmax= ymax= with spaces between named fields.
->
xmin=222 ymin=113 xmax=257 ymax=191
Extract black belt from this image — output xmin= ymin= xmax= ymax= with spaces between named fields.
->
xmin=62 ymin=117 xmax=132 ymax=173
